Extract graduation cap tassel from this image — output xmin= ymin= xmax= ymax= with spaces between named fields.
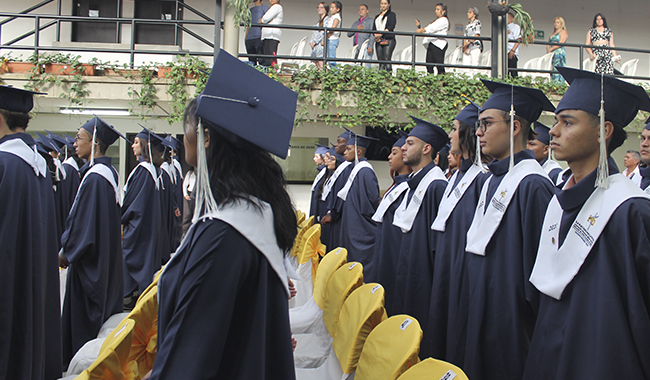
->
xmin=475 ymin=129 xmax=487 ymax=173
xmin=90 ymin=118 xmax=98 ymax=167
xmin=354 ymin=136 xmax=359 ymax=165
xmin=595 ymin=73 xmax=609 ymax=189
xmin=509 ymin=85 xmax=515 ymax=170
xmin=192 ymin=120 xmax=219 ymax=224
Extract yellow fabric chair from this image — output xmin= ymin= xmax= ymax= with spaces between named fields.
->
xmin=297 ymin=224 xmax=327 ymax=279
xmin=77 ymin=319 xmax=137 ymax=380
xmin=322 ymin=262 xmax=364 ymax=337
xmin=333 ymin=283 xmax=387 ymax=374
xmin=397 ymin=357 xmax=469 ymax=380
xmin=291 ymin=216 xmax=315 ymax=257
xmin=125 ymin=285 xmax=159 ymax=379
xmin=354 ymin=314 xmax=423 ymax=380
xmin=296 ymin=210 xmax=306 ymax=225
xmin=312 ymin=247 xmax=348 ymax=309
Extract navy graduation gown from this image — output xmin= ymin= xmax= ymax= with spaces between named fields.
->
xmin=365 ymin=174 xmax=409 ymax=313
xmin=312 ymin=169 xmax=332 ymax=248
xmin=461 ymin=150 xmax=554 ymax=380
xmin=60 ymin=157 xmax=124 ymax=367
xmin=426 ymin=159 xmax=490 ymax=362
xmin=159 ymin=167 xmax=175 ymax=263
xmin=150 ymin=219 xmax=296 ymax=380
xmin=640 ymin=165 xmax=650 ymax=190
xmin=337 ymin=159 xmax=380 ymax=265
xmin=391 ymin=162 xmax=446 ymax=341
xmin=309 ymin=165 xmax=326 ymax=218
xmin=0 ymin=133 xmax=61 ymax=380
xmin=524 ymin=160 xmax=650 ymax=379
xmin=122 ymin=163 xmax=163 ymax=296
xmin=57 ymin=161 xmax=81 ymax=231
xmin=326 ymin=163 xmax=353 ymax=250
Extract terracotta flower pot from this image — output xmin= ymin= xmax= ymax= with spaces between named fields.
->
xmin=1 ymin=61 xmax=37 ymax=73
xmin=43 ymin=63 xmax=95 ymax=76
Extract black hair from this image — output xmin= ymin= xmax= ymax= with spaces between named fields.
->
xmin=0 ymin=108 xmax=30 ymax=131
xmin=140 ymin=139 xmax=164 ymax=167
xmin=457 ymin=120 xmax=478 ymax=162
xmin=437 ymin=148 xmax=449 ymax=172
xmin=96 ymin=140 xmax=109 ymax=156
xmin=585 ymin=111 xmax=626 ymax=154
xmin=381 ymin=0 xmax=391 ymax=21
xmin=360 ymin=3 xmax=369 ymax=9
xmin=317 ymin=2 xmax=329 ymax=27
xmin=592 ymin=13 xmax=608 ymax=29
xmin=332 ymin=1 xmax=342 ymax=20
xmin=497 ymin=110 xmax=534 ymax=142
xmin=436 ymin=3 xmax=448 ymax=17
xmin=184 ymin=98 xmax=297 ymax=252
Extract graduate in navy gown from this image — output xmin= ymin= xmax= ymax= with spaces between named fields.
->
xmin=426 ymin=101 xmax=491 ymax=362
xmin=639 ymin=119 xmax=650 ymax=194
xmin=309 ymin=143 xmax=328 ymax=218
xmin=461 ymin=81 xmax=556 ymax=380
xmin=122 ymin=126 xmax=164 ymax=305
xmin=320 ymin=130 xmax=353 ymax=250
xmin=335 ymin=132 xmax=380 ymax=265
xmin=47 ymin=131 xmax=82 ymax=232
xmin=149 ymin=49 xmax=297 ymax=380
xmin=528 ymin=121 xmax=563 ymax=183
xmin=165 ymin=134 xmax=184 ymax=250
xmin=159 ymin=139 xmax=179 ymax=262
xmin=59 ymin=116 xmax=128 ymax=367
xmin=0 ymin=86 xmax=62 ymax=380
xmin=365 ymin=131 xmax=410 ymax=312
xmin=35 ymin=133 xmax=66 ymax=246
xmin=391 ymin=117 xmax=448 ymax=353
xmin=524 ymin=67 xmax=650 ymax=379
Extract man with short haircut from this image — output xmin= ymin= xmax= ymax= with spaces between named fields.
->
xmin=347 ymin=4 xmax=374 ymax=68
xmin=461 ymin=81 xmax=556 ymax=380
xmin=336 ymin=132 xmax=380 ymax=265
xmin=639 ymin=119 xmax=650 ymax=193
xmin=245 ymin=0 xmax=269 ymax=65
xmin=622 ymin=149 xmax=641 ymax=186
xmin=0 ymin=86 xmax=61 ymax=379
xmin=391 ymin=116 xmax=448 ymax=356
xmin=528 ymin=121 xmax=563 ymax=183
xmin=525 ymin=67 xmax=650 ymax=379
xmin=59 ymin=116 xmax=128 ymax=367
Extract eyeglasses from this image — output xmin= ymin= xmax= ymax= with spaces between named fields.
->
xmin=75 ymin=135 xmax=92 ymax=142
xmin=477 ymin=119 xmax=509 ymax=132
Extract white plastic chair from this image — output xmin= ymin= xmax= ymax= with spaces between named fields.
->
xmin=279 ymin=38 xmax=303 ymax=71
xmin=538 ymin=52 xmax=555 ymax=71
xmin=521 ymin=56 xmax=540 ymax=77
xmin=341 ymin=45 xmax=360 ymax=66
xmin=620 ymin=58 xmax=639 ymax=76
xmin=392 ymin=45 xmax=413 ymax=73
xmin=445 ymin=46 xmax=463 ymax=74
xmin=583 ymin=58 xmax=596 ymax=72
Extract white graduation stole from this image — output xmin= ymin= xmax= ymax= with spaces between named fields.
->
xmin=372 ymin=181 xmax=409 ymax=223
xmin=172 ymin=159 xmax=183 ymax=180
xmin=337 ymin=161 xmax=374 ymax=201
xmin=161 ymin=162 xmax=176 ymax=185
xmin=393 ymin=166 xmax=447 ymax=233
xmin=644 ymin=184 xmax=650 ymax=195
xmin=466 ymin=159 xmax=548 ymax=256
xmin=320 ymin=161 xmax=351 ymax=201
xmin=0 ymin=138 xmax=48 ymax=178
xmin=530 ymin=173 xmax=649 ymax=300
xmin=431 ymin=164 xmax=482 ymax=232
xmin=542 ymin=159 xmax=563 ymax=176
xmin=54 ymin=159 xmax=66 ymax=181
xmin=311 ymin=166 xmax=328 ymax=192
xmin=556 ymin=167 xmax=571 ymax=186
xmin=76 ymin=163 xmax=121 ymax=205
xmin=124 ymin=161 xmax=160 ymax=192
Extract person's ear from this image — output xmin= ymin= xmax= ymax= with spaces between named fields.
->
xmin=203 ymin=128 xmax=210 ymax=150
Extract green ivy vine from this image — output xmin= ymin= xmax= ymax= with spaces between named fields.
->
xmin=24 ymin=53 xmax=90 ymax=106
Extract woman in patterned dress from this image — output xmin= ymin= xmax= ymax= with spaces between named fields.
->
xmin=547 ymin=17 xmax=568 ymax=82
xmin=585 ymin=13 xmax=618 ymax=74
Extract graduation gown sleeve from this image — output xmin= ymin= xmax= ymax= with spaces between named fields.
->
xmin=150 ymin=220 xmax=296 ymax=380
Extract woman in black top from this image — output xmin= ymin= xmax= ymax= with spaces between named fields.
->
xmin=372 ymin=0 xmax=397 ymax=71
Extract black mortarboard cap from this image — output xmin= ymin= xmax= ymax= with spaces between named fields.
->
xmin=315 ymin=143 xmax=328 ymax=155
xmin=393 ymin=130 xmax=409 ymax=148
xmin=455 ymin=101 xmax=481 ymax=128
xmin=165 ymin=134 xmax=182 ymax=151
xmin=195 ymin=49 xmax=298 ymax=159
xmin=45 ymin=130 xmax=68 ymax=150
xmin=555 ymin=67 xmax=650 ymax=128
xmin=480 ymin=80 xmax=556 ymax=124
xmin=0 ymin=85 xmax=45 ymax=113
xmin=80 ymin=116 xmax=129 ymax=145
xmin=533 ymin=121 xmax=551 ymax=145
xmin=342 ymin=127 xmax=379 ymax=149
xmin=338 ymin=130 xmax=351 ymax=141
xmin=63 ymin=134 xmax=76 ymax=150
xmin=645 ymin=116 xmax=650 ymax=130
xmin=35 ymin=132 xmax=61 ymax=154
xmin=408 ymin=116 xmax=450 ymax=152
xmin=137 ymin=125 xmax=168 ymax=152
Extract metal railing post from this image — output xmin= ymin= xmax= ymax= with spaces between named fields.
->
xmin=34 ymin=16 xmax=40 ymax=58
xmin=579 ymin=47 xmax=584 ymax=70
xmin=411 ymin=33 xmax=416 ymax=69
xmin=130 ymin=18 xmax=136 ymax=66
xmin=323 ymin=26 xmax=328 ymax=68
xmin=55 ymin=0 xmax=61 ymax=42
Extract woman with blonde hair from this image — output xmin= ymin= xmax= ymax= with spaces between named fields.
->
xmin=547 ymin=17 xmax=568 ymax=82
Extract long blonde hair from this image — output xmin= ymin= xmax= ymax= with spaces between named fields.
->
xmin=554 ymin=17 xmax=566 ymax=32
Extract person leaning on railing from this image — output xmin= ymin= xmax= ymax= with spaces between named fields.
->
xmin=371 ymin=0 xmax=397 ymax=71
xmin=415 ymin=3 xmax=449 ymax=75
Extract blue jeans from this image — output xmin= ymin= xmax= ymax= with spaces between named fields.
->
xmin=327 ymin=39 xmax=339 ymax=67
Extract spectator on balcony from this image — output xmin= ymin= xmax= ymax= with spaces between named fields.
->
xmin=507 ymin=9 xmax=521 ymax=77
xmin=245 ymin=0 xmax=269 ymax=65
xmin=416 ymin=3 xmax=449 ymax=75
xmin=462 ymin=7 xmax=482 ymax=74
xmin=347 ymin=4 xmax=374 ymax=68
xmin=323 ymin=1 xmax=342 ymax=67
xmin=547 ymin=17 xmax=568 ymax=82
xmin=310 ymin=2 xmax=329 ymax=68
xmin=259 ymin=0 xmax=283 ymax=67
xmin=586 ymin=13 xmax=619 ymax=75
xmin=372 ymin=0 xmax=397 ymax=71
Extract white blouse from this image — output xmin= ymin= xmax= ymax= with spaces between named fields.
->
xmin=422 ymin=17 xmax=448 ymax=50
xmin=261 ymin=4 xmax=283 ymax=41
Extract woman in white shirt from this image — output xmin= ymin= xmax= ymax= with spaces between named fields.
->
xmin=415 ymin=3 xmax=449 ymax=75
xmin=259 ymin=0 xmax=283 ymax=67
xmin=323 ymin=1 xmax=342 ymax=67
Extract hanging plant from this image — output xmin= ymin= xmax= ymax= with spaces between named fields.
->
xmin=508 ymin=3 xmax=535 ymax=45
xmin=229 ymin=0 xmax=252 ymax=29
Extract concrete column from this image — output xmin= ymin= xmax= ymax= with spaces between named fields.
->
xmin=222 ymin=0 xmax=240 ymax=56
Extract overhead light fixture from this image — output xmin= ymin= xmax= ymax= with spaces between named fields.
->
xmin=59 ymin=108 xmax=131 ymax=116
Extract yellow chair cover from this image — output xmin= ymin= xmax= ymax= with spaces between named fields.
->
xmin=322 ymin=262 xmax=364 ymax=337
xmin=333 ymin=283 xmax=388 ymax=374
xmin=397 ymin=357 xmax=469 ymax=380
xmin=297 ymin=224 xmax=327 ymax=281
xmin=291 ymin=216 xmax=315 ymax=257
xmin=313 ymin=247 xmax=348 ymax=309
xmin=355 ymin=314 xmax=423 ymax=380
xmin=126 ymin=286 xmax=159 ymax=379
xmin=296 ymin=210 xmax=306 ymax=225
xmin=78 ymin=319 xmax=137 ymax=380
